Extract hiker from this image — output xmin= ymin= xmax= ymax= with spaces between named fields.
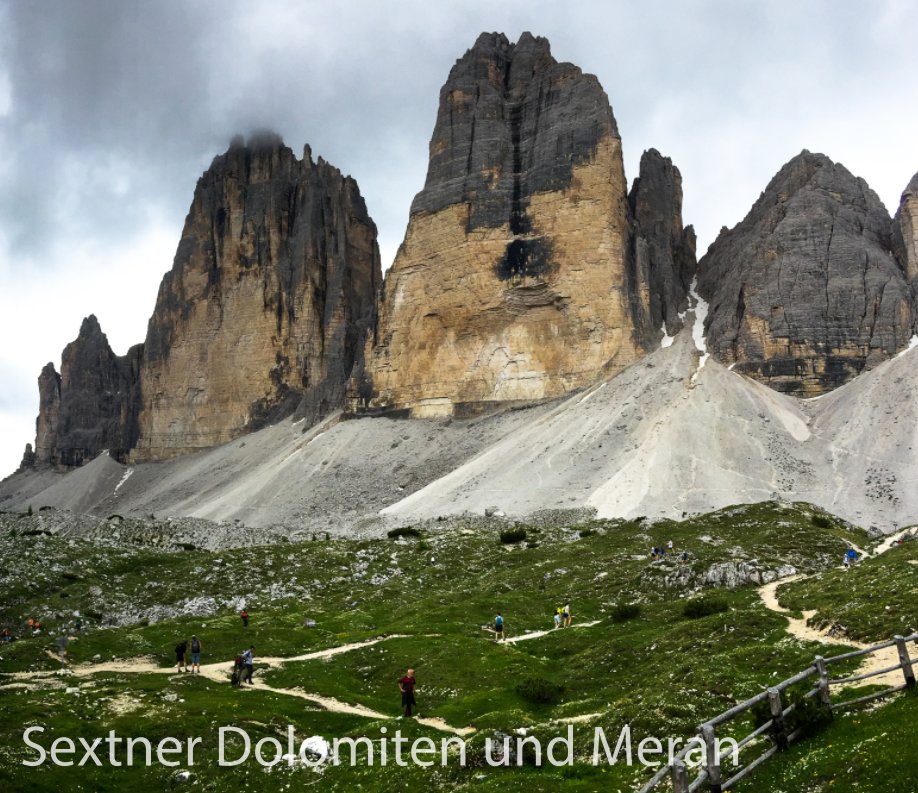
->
xmin=681 ymin=550 xmax=689 ymax=564
xmin=240 ymin=609 xmax=249 ymax=629
xmin=650 ymin=547 xmax=658 ymax=560
xmin=240 ymin=646 xmax=255 ymax=684
xmin=494 ymin=611 xmax=504 ymax=641
xmin=563 ymin=603 xmax=572 ymax=628
xmin=74 ymin=617 xmax=83 ymax=633
xmin=846 ymin=549 xmax=858 ymax=565
xmin=398 ymin=668 xmax=417 ymax=717
xmin=843 ymin=553 xmax=850 ymax=570
xmin=667 ymin=540 xmax=674 ymax=554
xmin=56 ymin=635 xmax=69 ymax=663
xmin=190 ymin=634 xmax=202 ymax=673
xmin=1 ymin=627 xmax=12 ymax=642
xmin=553 ymin=607 xmax=562 ymax=629
xmin=176 ymin=639 xmax=188 ymax=673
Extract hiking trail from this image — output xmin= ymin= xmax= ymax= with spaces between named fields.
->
xmin=758 ymin=526 xmax=917 ymax=689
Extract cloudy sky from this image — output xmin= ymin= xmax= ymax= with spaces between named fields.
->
xmin=1 ymin=0 xmax=916 ymax=477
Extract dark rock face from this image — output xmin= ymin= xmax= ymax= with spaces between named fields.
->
xmin=411 ymin=31 xmax=617 ymax=232
xmin=628 ymin=149 xmax=697 ymax=346
xmin=30 ymin=316 xmax=141 ymax=468
xmin=132 ymin=134 xmax=381 ymax=460
xmin=359 ymin=32 xmax=695 ymax=414
xmin=892 ymin=171 xmax=918 ymax=290
xmin=697 ymin=151 xmax=913 ymax=396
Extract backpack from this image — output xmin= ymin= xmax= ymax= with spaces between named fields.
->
xmin=191 ymin=638 xmax=201 ymax=653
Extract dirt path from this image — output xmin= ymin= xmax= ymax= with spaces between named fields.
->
xmin=2 ymin=633 xmax=474 ymax=735
xmin=757 ymin=531 xmax=916 ymax=689
xmin=503 ymin=620 xmax=601 ymax=644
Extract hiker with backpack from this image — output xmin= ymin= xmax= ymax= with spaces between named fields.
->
xmin=240 ymin=609 xmax=249 ymax=629
xmin=190 ymin=635 xmax=202 ymax=673
xmin=175 ymin=639 xmax=188 ymax=673
xmin=398 ymin=668 xmax=417 ymax=717
xmin=240 ymin=646 xmax=255 ymax=684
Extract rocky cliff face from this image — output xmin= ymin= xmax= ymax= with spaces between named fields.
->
xmin=131 ymin=133 xmax=381 ymax=461
xmin=356 ymin=33 xmax=693 ymax=416
xmin=697 ymin=151 xmax=914 ymax=396
xmin=892 ymin=171 xmax=918 ymax=290
xmin=28 ymin=316 xmax=141 ymax=468
xmin=629 ymin=149 xmax=697 ymax=345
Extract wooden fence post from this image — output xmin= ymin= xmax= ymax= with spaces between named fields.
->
xmin=814 ymin=656 xmax=833 ymax=716
xmin=670 ymin=758 xmax=689 ymax=793
xmin=895 ymin=636 xmax=916 ymax=688
xmin=767 ymin=687 xmax=788 ymax=750
xmin=701 ymin=723 xmax=723 ymax=793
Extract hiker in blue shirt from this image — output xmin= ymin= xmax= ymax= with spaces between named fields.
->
xmin=494 ymin=611 xmax=504 ymax=641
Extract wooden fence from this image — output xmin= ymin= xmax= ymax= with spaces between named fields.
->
xmin=638 ymin=632 xmax=917 ymax=793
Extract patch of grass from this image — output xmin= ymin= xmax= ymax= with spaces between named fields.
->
xmin=682 ymin=597 xmax=729 ymax=619
xmin=609 ymin=602 xmax=641 ymax=622
xmin=515 ymin=675 xmax=565 ymax=706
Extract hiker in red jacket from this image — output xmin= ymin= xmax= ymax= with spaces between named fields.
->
xmin=398 ymin=668 xmax=417 ymax=717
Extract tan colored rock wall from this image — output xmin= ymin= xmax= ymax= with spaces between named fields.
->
xmin=364 ymin=135 xmax=639 ymax=416
xmin=132 ymin=135 xmax=380 ymax=461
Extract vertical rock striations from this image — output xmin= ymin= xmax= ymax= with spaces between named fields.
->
xmin=357 ymin=32 xmax=694 ymax=416
xmin=892 ymin=171 xmax=918 ymax=291
xmin=628 ymin=148 xmax=697 ymax=345
xmin=697 ymin=151 xmax=913 ymax=396
xmin=131 ymin=133 xmax=381 ymax=461
xmin=28 ymin=316 xmax=141 ymax=468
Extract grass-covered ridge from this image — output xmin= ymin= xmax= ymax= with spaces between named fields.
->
xmin=0 ymin=502 xmax=914 ymax=792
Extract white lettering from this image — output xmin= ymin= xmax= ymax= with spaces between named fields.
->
xmin=219 ymin=726 xmax=251 ymax=767
xmin=547 ymin=725 xmax=574 ymax=766
xmin=22 ymin=727 xmax=46 ymax=767
xmin=156 ymin=737 xmax=182 ymax=767
xmin=254 ymin=736 xmax=283 ymax=767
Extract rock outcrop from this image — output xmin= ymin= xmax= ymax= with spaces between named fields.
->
xmin=697 ymin=151 xmax=913 ymax=396
xmin=628 ymin=149 xmax=697 ymax=345
xmin=356 ymin=32 xmax=694 ymax=416
xmin=28 ymin=316 xmax=141 ymax=468
xmin=892 ymin=171 xmax=918 ymax=290
xmin=131 ymin=133 xmax=381 ymax=461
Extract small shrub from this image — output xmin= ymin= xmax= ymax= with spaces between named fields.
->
xmin=107 ymin=514 xmax=124 ymax=522
xmin=500 ymin=528 xmax=528 ymax=545
xmin=61 ymin=571 xmax=82 ymax=581
xmin=578 ymin=529 xmax=595 ymax=538
xmin=387 ymin=526 xmax=421 ymax=539
xmin=516 ymin=675 xmax=564 ymax=705
xmin=683 ymin=597 xmax=729 ymax=619
xmin=610 ymin=602 xmax=641 ymax=622
xmin=810 ymin=514 xmax=833 ymax=529
xmin=27 ymin=505 xmax=33 ymax=517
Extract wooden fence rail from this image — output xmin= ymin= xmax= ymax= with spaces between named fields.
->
xmin=638 ymin=632 xmax=917 ymax=793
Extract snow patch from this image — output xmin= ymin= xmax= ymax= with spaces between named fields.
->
xmin=660 ymin=324 xmax=675 ymax=349
xmin=896 ymin=334 xmax=918 ymax=357
xmin=688 ymin=277 xmax=710 ymax=384
xmin=113 ymin=468 xmax=134 ymax=495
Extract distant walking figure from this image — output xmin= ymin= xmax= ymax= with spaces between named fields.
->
xmin=399 ymin=668 xmax=417 ymax=717
xmin=494 ymin=612 xmax=504 ymax=641
xmin=241 ymin=609 xmax=249 ymax=629
xmin=563 ymin=603 xmax=572 ymax=628
xmin=843 ymin=554 xmax=850 ymax=570
xmin=553 ymin=607 xmax=562 ymax=629
xmin=190 ymin=634 xmax=202 ymax=673
xmin=240 ymin=646 xmax=255 ymax=684
xmin=175 ymin=640 xmax=188 ymax=673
